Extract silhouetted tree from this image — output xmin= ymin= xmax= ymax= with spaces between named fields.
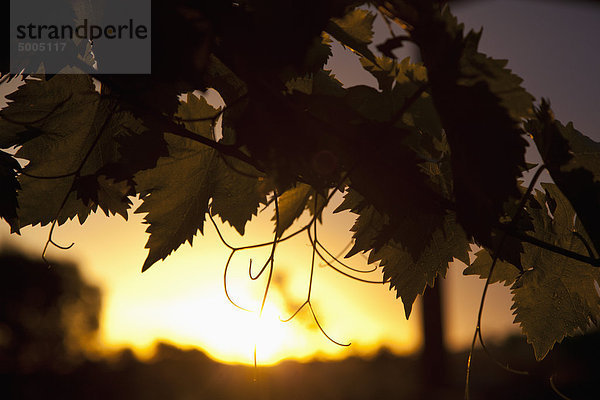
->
xmin=0 ymin=250 xmax=101 ymax=374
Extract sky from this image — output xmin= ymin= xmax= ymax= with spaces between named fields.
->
xmin=1 ymin=0 xmax=600 ymax=366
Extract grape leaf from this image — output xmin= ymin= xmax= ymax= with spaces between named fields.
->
xmin=204 ymin=55 xmax=248 ymax=105
xmin=409 ymin=5 xmax=533 ymax=246
xmin=74 ymin=174 xmax=133 ymax=220
xmin=527 ymin=100 xmax=600 ymax=256
xmin=307 ymin=190 xmax=328 ymax=222
xmin=359 ymin=56 xmax=397 ymax=92
xmin=135 ymin=93 xmax=265 ymax=271
xmin=337 ymin=58 xmax=448 ymax=260
xmin=337 ymin=189 xmax=469 ymax=317
xmin=327 ymin=8 xmax=377 ymax=64
xmin=463 ymin=249 xmax=520 ymax=286
xmin=335 ymin=190 xmax=386 ymax=258
xmin=271 ymin=182 xmax=328 ymax=237
xmin=285 ymin=69 xmax=345 ymax=97
xmin=512 ymin=183 xmax=600 ymax=360
xmin=273 ymin=183 xmax=312 ymax=238
xmin=302 ymin=33 xmax=334 ymax=73
xmin=513 ymin=234 xmax=600 ymax=360
xmin=0 ymin=74 xmax=138 ymax=230
xmin=375 ymin=213 xmax=469 ymax=318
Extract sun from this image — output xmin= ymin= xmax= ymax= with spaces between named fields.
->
xmin=99 ymin=270 xmax=312 ymax=366
xmin=250 ymin=302 xmax=291 ymax=363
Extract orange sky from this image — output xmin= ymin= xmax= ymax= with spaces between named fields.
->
xmin=0 ymin=189 xmax=520 ymax=365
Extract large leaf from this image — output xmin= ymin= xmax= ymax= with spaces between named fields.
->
xmin=341 ymin=58 xmax=448 ymax=260
xmin=0 ymin=74 xmax=137 ymax=230
xmin=135 ymin=93 xmax=265 ymax=271
xmin=336 ymin=189 xmax=469 ymax=317
xmin=511 ymin=183 xmax=600 ymax=360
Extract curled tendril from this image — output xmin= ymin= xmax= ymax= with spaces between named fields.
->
xmin=222 ymin=250 xmax=252 ymax=312
xmin=41 ymin=219 xmax=75 ymax=266
xmin=49 ymin=239 xmax=75 ymax=250
xmin=253 ymin=192 xmax=279 ymax=370
xmin=207 ymin=171 xmax=356 ymax=360
xmin=280 ymin=300 xmax=308 ymax=323
xmin=258 ymin=192 xmax=279 ymax=316
xmin=34 ymin=101 xmax=118 ymax=269
xmin=279 ymin=201 xmax=350 ymax=347
xmin=249 ymin=256 xmax=272 ymax=281
xmin=316 ymin=239 xmax=378 ymax=274
xmin=309 ymin=302 xmax=350 ymax=347
xmin=308 ymin=230 xmax=388 ymax=285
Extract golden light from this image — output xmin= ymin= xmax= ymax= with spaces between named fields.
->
xmin=1 ymin=198 xmax=422 ymax=366
xmin=251 ymin=301 xmax=294 ymax=364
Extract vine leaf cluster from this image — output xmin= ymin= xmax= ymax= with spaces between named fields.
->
xmin=1 ymin=0 xmax=600 ymax=395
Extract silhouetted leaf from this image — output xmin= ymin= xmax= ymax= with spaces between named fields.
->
xmin=410 ymin=5 xmax=533 ymax=246
xmin=100 ymin=124 xmax=169 ymax=184
xmin=376 ymin=212 xmax=469 ymax=318
xmin=273 ymin=183 xmax=312 ymax=238
xmin=135 ymin=93 xmax=265 ymax=271
xmin=75 ymin=174 xmax=132 ymax=219
xmin=0 ymin=150 xmax=20 ymax=230
xmin=328 ymin=8 xmax=377 ymax=64
xmin=359 ymin=56 xmax=397 ymax=92
xmin=337 ymin=189 xmax=468 ymax=317
xmin=512 ymin=183 xmax=600 ymax=360
xmin=0 ymin=74 xmax=137 ymax=229
xmin=527 ymin=100 xmax=600 ymax=256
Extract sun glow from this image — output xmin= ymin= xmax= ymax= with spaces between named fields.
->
xmin=2 ymin=200 xmax=421 ymax=366
xmin=251 ymin=302 xmax=294 ymax=364
xmin=100 ymin=287 xmax=305 ymax=365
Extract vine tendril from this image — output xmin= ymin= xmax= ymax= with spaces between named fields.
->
xmin=39 ymin=100 xmax=119 ymax=265
xmin=279 ymin=199 xmax=351 ymax=347
xmin=315 ymin=239 xmax=378 ymax=274
xmin=464 ymin=165 xmax=547 ymax=399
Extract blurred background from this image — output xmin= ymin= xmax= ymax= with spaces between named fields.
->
xmin=1 ymin=0 xmax=600 ymax=399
